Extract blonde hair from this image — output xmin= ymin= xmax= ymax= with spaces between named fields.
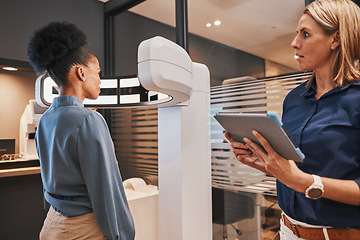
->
xmin=305 ymin=0 xmax=360 ymax=86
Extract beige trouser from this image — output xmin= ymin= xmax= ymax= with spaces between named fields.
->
xmin=39 ymin=207 xmax=107 ymax=240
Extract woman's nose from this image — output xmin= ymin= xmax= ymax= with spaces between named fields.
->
xmin=291 ymin=36 xmax=299 ymax=49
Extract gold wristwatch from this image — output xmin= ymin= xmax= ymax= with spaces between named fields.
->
xmin=305 ymin=175 xmax=324 ymax=200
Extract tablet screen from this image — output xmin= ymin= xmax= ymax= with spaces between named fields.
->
xmin=214 ymin=112 xmax=304 ymax=162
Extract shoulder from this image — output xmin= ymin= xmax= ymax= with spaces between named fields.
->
xmin=84 ymin=110 xmax=107 ymax=125
xmin=338 ymin=81 xmax=360 ymax=111
xmin=77 ymin=110 xmax=113 ymax=146
xmin=287 ymin=81 xmax=308 ymax=98
xmin=283 ymin=81 xmax=309 ymax=105
xmin=63 ymin=106 xmax=105 ymax=124
xmin=347 ymin=80 xmax=360 ymax=93
xmin=80 ymin=110 xmax=110 ymax=133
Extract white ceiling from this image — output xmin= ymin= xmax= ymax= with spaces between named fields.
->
xmin=101 ymin=0 xmax=305 ymax=70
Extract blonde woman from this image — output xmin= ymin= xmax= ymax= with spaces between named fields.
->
xmin=226 ymin=0 xmax=360 ymax=239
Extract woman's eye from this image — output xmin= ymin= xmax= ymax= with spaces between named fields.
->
xmin=303 ymin=32 xmax=309 ymax=38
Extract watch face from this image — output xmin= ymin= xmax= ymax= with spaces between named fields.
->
xmin=308 ymin=188 xmax=323 ymax=199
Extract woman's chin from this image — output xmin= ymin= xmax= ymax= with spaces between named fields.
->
xmin=87 ymin=95 xmax=99 ymax=100
xmin=298 ymin=65 xmax=311 ymax=72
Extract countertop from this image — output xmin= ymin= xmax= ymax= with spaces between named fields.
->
xmin=0 ymin=159 xmax=40 ymax=178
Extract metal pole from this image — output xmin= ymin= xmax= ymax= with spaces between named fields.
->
xmin=104 ymin=13 xmax=114 ymax=77
xmin=176 ymin=0 xmax=189 ymax=52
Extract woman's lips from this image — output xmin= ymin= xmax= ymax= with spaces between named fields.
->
xmin=294 ymin=55 xmax=304 ymax=60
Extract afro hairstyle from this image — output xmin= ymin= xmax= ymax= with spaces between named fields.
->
xmin=27 ymin=21 xmax=91 ymax=86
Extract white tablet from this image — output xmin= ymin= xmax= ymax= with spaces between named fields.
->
xmin=214 ymin=111 xmax=304 ymax=162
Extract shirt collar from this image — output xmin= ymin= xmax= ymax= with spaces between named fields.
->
xmin=51 ymin=95 xmax=84 ymax=108
xmin=304 ymin=78 xmax=360 ymax=98
xmin=304 ymin=80 xmax=316 ymax=98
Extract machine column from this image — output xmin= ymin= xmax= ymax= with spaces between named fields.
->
xmin=158 ymin=63 xmax=212 ymax=240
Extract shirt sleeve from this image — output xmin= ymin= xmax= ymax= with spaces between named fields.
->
xmin=354 ymin=178 xmax=360 ymax=188
xmin=77 ymin=111 xmax=135 ymax=240
xmin=281 ymin=93 xmax=289 ymax=118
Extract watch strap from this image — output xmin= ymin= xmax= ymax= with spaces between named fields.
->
xmin=312 ymin=174 xmax=322 ymax=187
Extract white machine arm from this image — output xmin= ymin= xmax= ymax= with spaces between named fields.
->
xmin=137 ymin=36 xmax=193 ymax=106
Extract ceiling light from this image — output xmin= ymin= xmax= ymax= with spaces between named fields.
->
xmin=214 ymin=20 xmax=221 ymax=26
xmin=2 ymin=66 xmax=18 ymax=71
xmin=206 ymin=23 xmax=211 ymax=27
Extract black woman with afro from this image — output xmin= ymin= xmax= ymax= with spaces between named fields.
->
xmin=28 ymin=21 xmax=135 ymax=240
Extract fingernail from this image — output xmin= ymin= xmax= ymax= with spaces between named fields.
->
xmin=243 ymin=137 xmax=248 ymax=142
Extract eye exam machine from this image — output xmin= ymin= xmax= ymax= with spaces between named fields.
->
xmin=35 ymin=36 xmax=212 ymax=240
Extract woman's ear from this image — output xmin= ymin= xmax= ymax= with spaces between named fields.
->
xmin=75 ymin=66 xmax=86 ymax=81
xmin=330 ymin=31 xmax=340 ymax=50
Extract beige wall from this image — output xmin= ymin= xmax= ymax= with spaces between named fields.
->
xmin=265 ymin=59 xmax=298 ymax=77
xmin=0 ymin=69 xmax=36 ymax=153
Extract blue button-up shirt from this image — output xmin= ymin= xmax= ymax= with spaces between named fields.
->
xmin=278 ymin=79 xmax=360 ymax=228
xmin=36 ymin=95 xmax=135 ymax=239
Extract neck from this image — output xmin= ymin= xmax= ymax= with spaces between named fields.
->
xmin=312 ymin=50 xmax=338 ymax=99
xmin=59 ymin=85 xmax=85 ymax=102
xmin=314 ymin=72 xmax=336 ymax=99
xmin=58 ymin=67 xmax=86 ymax=101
